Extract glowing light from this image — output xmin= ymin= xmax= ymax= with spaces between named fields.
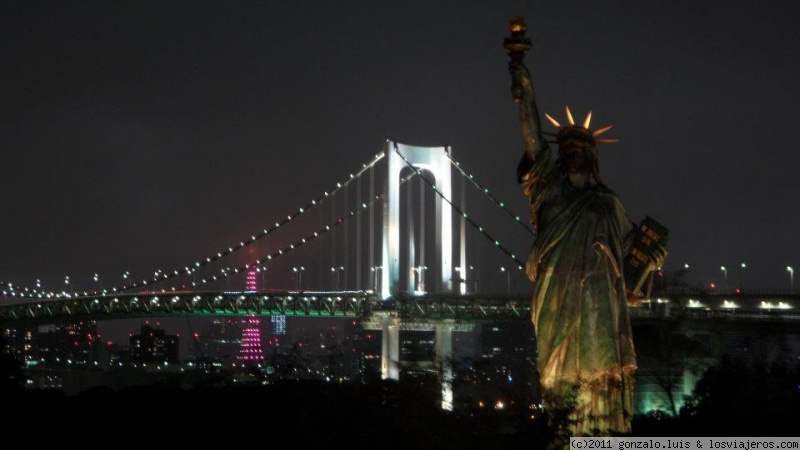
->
xmin=722 ymin=300 xmax=738 ymax=309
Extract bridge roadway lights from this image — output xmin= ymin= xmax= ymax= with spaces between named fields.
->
xmin=0 ymin=291 xmax=377 ymax=323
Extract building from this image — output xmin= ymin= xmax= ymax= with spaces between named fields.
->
xmin=121 ymin=321 xmax=180 ymax=366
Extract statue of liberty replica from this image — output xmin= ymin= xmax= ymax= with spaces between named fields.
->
xmin=503 ymin=17 xmax=668 ymax=443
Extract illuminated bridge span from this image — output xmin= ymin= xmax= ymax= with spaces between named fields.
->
xmin=2 ymin=140 xmax=534 ymax=303
xmin=3 ymin=290 xmax=800 ymax=326
xmin=2 ymin=140 xmax=799 ymax=409
xmin=0 ymin=291 xmax=531 ymax=324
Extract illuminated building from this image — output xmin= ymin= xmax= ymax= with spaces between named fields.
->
xmin=126 ymin=321 xmax=179 ymax=365
xmin=35 ymin=321 xmax=102 ymax=369
xmin=198 ymin=317 xmax=241 ymax=364
xmin=271 ymin=315 xmax=286 ymax=335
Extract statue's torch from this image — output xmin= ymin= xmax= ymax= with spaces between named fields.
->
xmin=503 ymin=16 xmax=532 ymax=103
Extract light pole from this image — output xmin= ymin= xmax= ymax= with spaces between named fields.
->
xmin=292 ymin=266 xmax=305 ymax=290
xmin=93 ymin=273 xmax=103 ymax=293
xmin=370 ymin=266 xmax=383 ymax=292
xmin=501 ymin=267 xmax=511 ymax=293
xmin=720 ymin=266 xmax=728 ymax=292
xmin=470 ymin=265 xmax=477 ymax=293
xmin=740 ymin=262 xmax=747 ymax=289
xmin=257 ymin=267 xmax=267 ymax=289
xmin=331 ymin=266 xmax=344 ymax=290
xmin=788 ymin=266 xmax=794 ymax=293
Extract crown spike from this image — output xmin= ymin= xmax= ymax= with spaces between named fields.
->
xmin=592 ymin=125 xmax=613 ymax=136
xmin=583 ymin=111 xmax=592 ymax=129
xmin=597 ymin=138 xmax=619 ymax=144
xmin=565 ymin=106 xmax=575 ymax=125
xmin=544 ymin=113 xmax=561 ymax=128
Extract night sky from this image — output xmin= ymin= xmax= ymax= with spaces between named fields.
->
xmin=3 ymin=0 xmax=800 ymax=301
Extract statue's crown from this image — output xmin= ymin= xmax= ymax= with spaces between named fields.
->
xmin=545 ymin=106 xmax=618 ymax=148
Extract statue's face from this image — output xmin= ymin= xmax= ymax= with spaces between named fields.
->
xmin=558 ymin=138 xmax=592 ymax=174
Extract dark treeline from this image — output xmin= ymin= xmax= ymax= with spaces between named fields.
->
xmin=4 ymin=378 xmax=548 ymax=449
xmin=3 ymin=345 xmax=800 ymax=448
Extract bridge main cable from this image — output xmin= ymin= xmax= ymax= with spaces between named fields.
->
xmin=393 ymin=145 xmax=525 ymax=269
xmin=446 ymin=153 xmax=536 ymax=238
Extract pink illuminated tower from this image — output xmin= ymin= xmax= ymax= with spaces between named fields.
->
xmin=238 ymin=266 xmax=264 ymax=362
xmin=246 ymin=267 xmax=258 ymax=291
xmin=238 ymin=315 xmax=264 ymax=362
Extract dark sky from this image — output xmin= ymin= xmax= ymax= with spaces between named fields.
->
xmin=3 ymin=0 xmax=800 ymax=298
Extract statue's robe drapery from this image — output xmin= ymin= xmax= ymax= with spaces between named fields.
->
xmin=518 ymin=141 xmax=638 ymax=436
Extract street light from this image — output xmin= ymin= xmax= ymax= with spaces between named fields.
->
xmin=331 ymin=266 xmax=344 ymax=290
xmin=256 ymin=267 xmax=267 ymax=289
xmin=788 ymin=266 xmax=794 ymax=293
xmin=93 ymin=273 xmax=103 ymax=293
xmin=720 ymin=266 xmax=728 ymax=292
xmin=468 ymin=265 xmax=477 ymax=293
xmin=501 ymin=267 xmax=511 ymax=293
xmin=740 ymin=262 xmax=747 ymax=289
xmin=292 ymin=266 xmax=305 ymax=290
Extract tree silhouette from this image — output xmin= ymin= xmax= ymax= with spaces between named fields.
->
xmin=681 ymin=353 xmax=800 ymax=435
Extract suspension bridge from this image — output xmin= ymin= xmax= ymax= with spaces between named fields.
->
xmin=2 ymin=138 xmax=799 ymax=337
xmin=2 ymin=140 xmax=800 ymax=410
xmin=1 ymin=140 xmax=537 ymax=302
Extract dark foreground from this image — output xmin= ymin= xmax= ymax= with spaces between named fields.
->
xmin=5 ymin=366 xmax=800 ymax=450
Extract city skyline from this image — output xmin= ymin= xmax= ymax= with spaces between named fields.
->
xmin=2 ymin=1 xmax=800 ymax=297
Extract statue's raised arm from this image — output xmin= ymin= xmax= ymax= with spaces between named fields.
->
xmin=503 ymin=17 xmax=546 ymax=181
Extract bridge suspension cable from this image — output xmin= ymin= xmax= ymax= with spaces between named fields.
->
xmin=394 ymin=147 xmax=525 ymax=269
xmin=446 ymin=153 xmax=535 ymax=238
xmin=2 ymin=152 xmax=387 ymax=299
xmin=3 ymin=146 xmax=534 ymax=299
xmin=170 ymin=171 xmax=423 ymax=291
xmin=106 ymin=152 xmax=388 ymax=294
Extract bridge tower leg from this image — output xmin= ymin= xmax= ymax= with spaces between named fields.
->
xmin=435 ymin=320 xmax=455 ymax=411
xmin=380 ymin=314 xmax=400 ymax=380
xmin=381 ymin=140 xmax=454 ymax=299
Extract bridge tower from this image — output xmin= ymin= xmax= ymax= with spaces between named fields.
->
xmin=380 ymin=140 xmax=458 ymax=299
xmin=378 ymin=140 xmax=460 ymax=408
